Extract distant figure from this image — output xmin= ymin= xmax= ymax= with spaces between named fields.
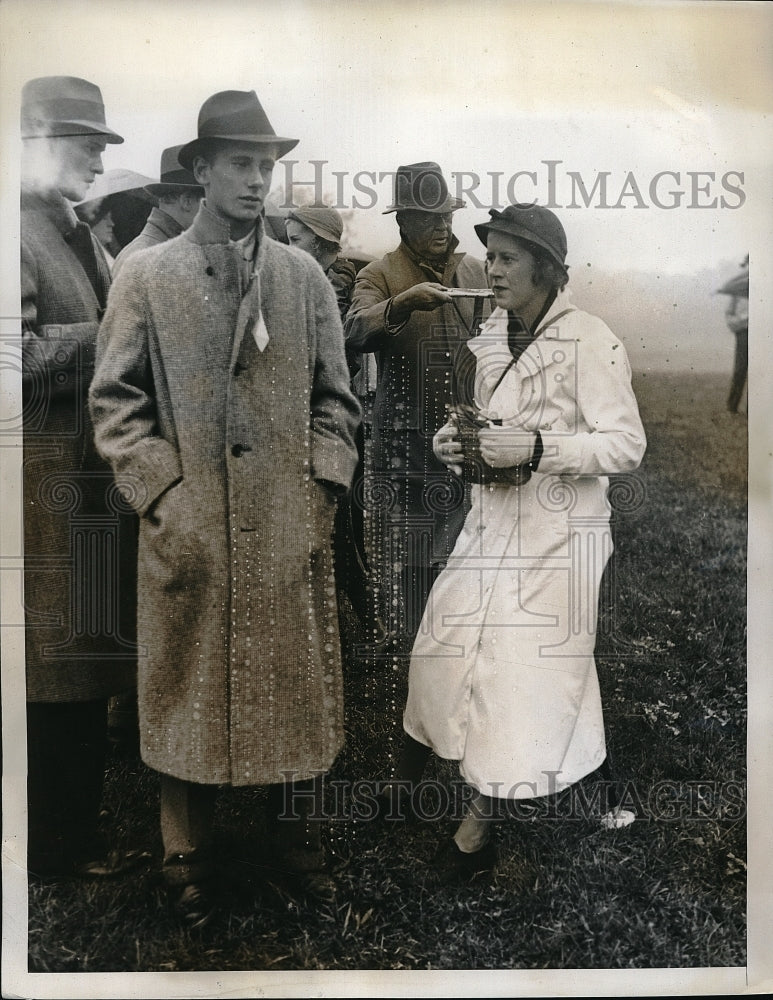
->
xmin=719 ymin=255 xmax=749 ymax=415
xmin=112 ymin=145 xmax=203 ymax=279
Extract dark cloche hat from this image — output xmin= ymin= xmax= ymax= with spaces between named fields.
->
xmin=475 ymin=203 xmax=568 ymax=269
xmin=21 ymin=76 xmax=123 ymax=143
xmin=177 ymin=90 xmax=298 ymax=171
xmin=144 ymin=145 xmax=204 ymax=197
xmin=383 ymin=161 xmax=464 ymax=215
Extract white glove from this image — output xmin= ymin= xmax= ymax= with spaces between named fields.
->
xmin=478 ymin=425 xmax=537 ymax=468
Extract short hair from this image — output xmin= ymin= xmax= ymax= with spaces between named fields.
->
xmin=530 ymin=244 xmax=569 ymax=292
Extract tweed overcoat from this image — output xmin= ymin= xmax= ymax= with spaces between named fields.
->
xmin=344 ymin=240 xmax=488 ymax=569
xmin=405 ymin=294 xmax=647 ymax=799
xmin=21 ymin=188 xmax=137 ymax=702
xmin=89 ymin=205 xmax=360 ymax=786
xmin=111 ymin=207 xmax=186 ymax=280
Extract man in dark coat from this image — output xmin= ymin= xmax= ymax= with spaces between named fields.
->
xmin=90 ymin=90 xmax=360 ymax=927
xmin=112 ymin=145 xmax=203 ymax=279
xmin=344 ymin=162 xmax=489 ymax=648
xmin=20 ymin=76 xmax=142 ymax=880
xmin=285 ymin=206 xmax=373 ymax=635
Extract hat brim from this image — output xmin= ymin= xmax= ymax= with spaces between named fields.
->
xmin=23 ymin=119 xmax=124 ymax=144
xmin=178 ymin=134 xmax=299 ymax=171
xmin=144 ymin=182 xmax=204 ymax=198
xmin=474 ymin=218 xmax=567 ymax=268
xmin=383 ymin=196 xmax=464 ymax=215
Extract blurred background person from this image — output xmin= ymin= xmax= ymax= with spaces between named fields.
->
xmin=112 ymin=144 xmax=203 ymax=278
xmin=716 ymin=255 xmax=749 ymax=415
xmin=75 ymin=168 xmax=156 ymax=267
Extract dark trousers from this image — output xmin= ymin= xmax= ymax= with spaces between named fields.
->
xmin=160 ymin=773 xmax=326 ymax=884
xmin=27 ymin=699 xmax=109 ymax=873
xmin=727 ymin=328 xmax=748 ymax=413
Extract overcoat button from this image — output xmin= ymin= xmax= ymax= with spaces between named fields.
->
xmin=205 ymin=266 xmax=214 ymax=276
xmin=231 ymin=444 xmax=252 ymax=457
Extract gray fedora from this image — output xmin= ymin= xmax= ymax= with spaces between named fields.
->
xmin=178 ymin=90 xmax=298 ymax=171
xmin=144 ymin=145 xmax=204 ymax=197
xmin=21 ymin=76 xmax=123 ymax=143
xmin=383 ymin=161 xmax=464 ymax=214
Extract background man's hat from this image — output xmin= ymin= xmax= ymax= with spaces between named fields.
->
xmin=178 ymin=90 xmax=298 ymax=170
xmin=21 ymin=76 xmax=123 ymax=143
xmin=383 ymin=161 xmax=464 ymax=214
xmin=475 ymin=203 xmax=568 ymax=269
xmin=144 ymin=145 xmax=204 ymax=197
xmin=287 ymin=206 xmax=343 ymax=246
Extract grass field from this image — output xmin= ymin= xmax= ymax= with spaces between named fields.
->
xmin=24 ymin=370 xmax=747 ymax=974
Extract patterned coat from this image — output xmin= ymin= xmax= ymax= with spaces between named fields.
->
xmin=21 ymin=188 xmax=137 ymax=702
xmin=89 ymin=204 xmax=360 ymax=785
xmin=344 ymin=239 xmax=488 ymax=571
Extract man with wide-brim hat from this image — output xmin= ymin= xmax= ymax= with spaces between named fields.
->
xmin=344 ymin=161 xmax=488 ymax=675
xmin=20 ymin=75 xmax=146 ymax=882
xmin=112 ymin=145 xmax=204 ymax=278
xmin=91 ymin=89 xmax=360 ymax=927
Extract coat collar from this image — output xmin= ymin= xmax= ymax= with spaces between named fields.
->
xmin=21 ymin=186 xmax=79 ymax=235
xmin=396 ymin=235 xmax=464 ymax=284
xmin=186 ymin=199 xmax=264 ymax=248
xmin=146 ymin=206 xmax=186 ymax=241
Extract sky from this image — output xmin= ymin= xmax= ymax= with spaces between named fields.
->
xmin=1 ymin=0 xmax=771 ymax=275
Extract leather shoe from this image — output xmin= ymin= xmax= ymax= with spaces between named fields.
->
xmin=30 ymin=847 xmax=151 ymax=882
xmin=427 ymin=838 xmax=497 ymax=886
xmin=169 ymin=881 xmax=217 ymax=930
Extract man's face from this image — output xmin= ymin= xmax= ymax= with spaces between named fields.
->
xmin=26 ymin=134 xmax=108 ymax=201
xmin=194 ymin=141 xmax=276 ymax=237
xmin=399 ymin=210 xmax=453 ymax=259
xmin=285 ymin=218 xmax=320 ymax=260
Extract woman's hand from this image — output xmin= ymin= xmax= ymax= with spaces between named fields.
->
xmin=433 ymin=419 xmax=464 ymax=477
xmin=478 ymin=425 xmax=537 ymax=468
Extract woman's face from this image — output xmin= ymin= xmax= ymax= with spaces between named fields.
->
xmin=91 ymin=210 xmax=116 ymax=251
xmin=485 ymin=232 xmax=545 ymax=317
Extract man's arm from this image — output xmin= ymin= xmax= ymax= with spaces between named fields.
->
xmin=88 ymin=261 xmax=182 ymax=516
xmin=344 ymin=260 xmax=451 ymax=353
xmin=308 ymin=265 xmax=362 ymax=493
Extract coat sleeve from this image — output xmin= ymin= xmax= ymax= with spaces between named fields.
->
xmin=537 ymin=316 xmax=646 ymax=476
xmin=89 ymin=260 xmax=183 ymax=516
xmin=343 ymin=261 xmax=397 ymax=354
xmin=21 ymin=238 xmax=98 ymax=401
xmin=308 ymin=264 xmax=362 ymax=491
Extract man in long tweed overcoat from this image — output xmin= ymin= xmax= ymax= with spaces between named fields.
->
xmin=90 ymin=90 xmax=360 ymax=927
xmin=21 ymin=76 xmax=143 ymax=881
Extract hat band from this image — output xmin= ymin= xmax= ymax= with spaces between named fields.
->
xmin=199 ymin=106 xmax=275 ymax=140
xmin=23 ymin=96 xmax=107 ymax=125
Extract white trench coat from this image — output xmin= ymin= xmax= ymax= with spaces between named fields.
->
xmin=403 ymin=292 xmax=646 ymax=799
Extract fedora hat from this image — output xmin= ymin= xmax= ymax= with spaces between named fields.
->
xmin=287 ymin=206 xmax=343 ymax=246
xmin=475 ymin=204 xmax=568 ymax=269
xmin=144 ymin=145 xmax=204 ymax=197
xmin=178 ymin=90 xmax=298 ymax=170
xmin=383 ymin=161 xmax=463 ymax=215
xmin=21 ymin=76 xmax=123 ymax=143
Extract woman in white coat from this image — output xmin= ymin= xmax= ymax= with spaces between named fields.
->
xmin=389 ymin=203 xmax=646 ymax=880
